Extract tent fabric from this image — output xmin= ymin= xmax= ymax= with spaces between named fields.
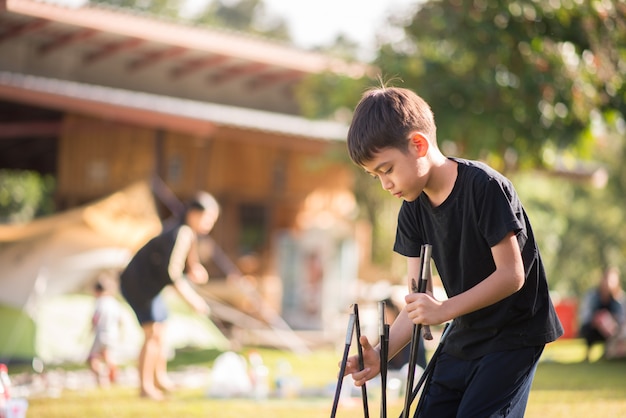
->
xmin=0 ymin=181 xmax=162 ymax=309
xmin=0 ymin=305 xmax=36 ymax=362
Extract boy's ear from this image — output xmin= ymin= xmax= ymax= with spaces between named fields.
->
xmin=409 ymin=133 xmax=429 ymax=157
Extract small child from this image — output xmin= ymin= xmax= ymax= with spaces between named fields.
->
xmin=87 ymin=272 xmax=123 ymax=387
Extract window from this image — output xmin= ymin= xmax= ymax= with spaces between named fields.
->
xmin=238 ymin=203 xmax=267 ymax=255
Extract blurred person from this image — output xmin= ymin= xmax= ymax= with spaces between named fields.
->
xmin=579 ymin=267 xmax=626 ymax=361
xmin=87 ymin=271 xmax=123 ymax=387
xmin=119 ymin=191 xmax=217 ymax=400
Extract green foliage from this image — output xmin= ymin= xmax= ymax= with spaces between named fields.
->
xmin=376 ymin=0 xmax=625 ymax=167
xmin=513 ymin=170 xmax=623 ymax=296
xmin=191 ymin=0 xmax=289 ymax=40
xmin=294 ymin=72 xmax=371 ymax=120
xmin=296 ymin=0 xmax=626 ymax=295
xmin=92 ymin=0 xmax=183 ymax=18
xmin=515 ymin=111 xmax=626 ymax=296
xmin=92 ymin=0 xmax=290 ymax=40
xmin=0 ymin=170 xmax=56 ymax=223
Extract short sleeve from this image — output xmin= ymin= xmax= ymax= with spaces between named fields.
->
xmin=393 ymin=201 xmax=424 ymax=257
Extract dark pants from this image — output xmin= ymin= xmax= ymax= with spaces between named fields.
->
xmin=580 ymin=323 xmax=609 ymax=347
xmin=416 ymin=345 xmax=544 ymax=418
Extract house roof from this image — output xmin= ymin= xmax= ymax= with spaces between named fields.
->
xmin=0 ymin=0 xmax=371 ymax=114
xmin=0 ymin=0 xmax=361 ymax=141
xmin=1 ymin=0 xmax=367 ymax=76
xmin=0 ymin=71 xmax=349 ymax=140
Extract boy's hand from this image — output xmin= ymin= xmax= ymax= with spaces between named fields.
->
xmin=405 ymin=292 xmax=446 ymax=326
xmin=342 ymin=335 xmax=381 ymax=386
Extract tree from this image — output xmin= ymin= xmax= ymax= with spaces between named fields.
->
xmin=376 ymin=0 xmax=625 ymax=169
xmin=92 ymin=0 xmax=181 ymax=18
xmin=92 ymin=0 xmax=290 ymax=41
xmin=295 ymin=0 xmax=626 ymax=292
xmin=0 ymin=170 xmax=56 ymax=223
xmin=191 ymin=0 xmax=289 ymax=40
xmin=369 ymin=0 xmax=626 ymax=294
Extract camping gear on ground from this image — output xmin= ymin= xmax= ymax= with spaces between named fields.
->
xmin=0 ymin=364 xmax=28 ymax=418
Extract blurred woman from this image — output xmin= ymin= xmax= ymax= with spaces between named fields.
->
xmin=120 ymin=191 xmax=218 ymax=399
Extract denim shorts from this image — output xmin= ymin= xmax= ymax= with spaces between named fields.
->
xmin=129 ymin=292 xmax=168 ymax=324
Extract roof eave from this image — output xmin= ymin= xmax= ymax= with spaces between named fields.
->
xmin=2 ymin=0 xmax=370 ymax=78
xmin=0 ymin=72 xmax=349 ymax=141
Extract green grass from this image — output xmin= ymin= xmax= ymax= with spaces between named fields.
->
xmin=20 ymin=339 xmax=626 ymax=417
xmin=525 ymin=339 xmax=626 ymax=417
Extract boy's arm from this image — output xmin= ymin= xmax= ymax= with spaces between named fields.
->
xmin=406 ymin=232 xmax=525 ymax=325
xmin=443 ymin=231 xmax=525 ymax=318
xmin=386 ymin=306 xmax=417 ymax=359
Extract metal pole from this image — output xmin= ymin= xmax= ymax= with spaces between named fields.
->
xmin=379 ymin=301 xmax=389 ymax=418
xmin=401 ymin=244 xmax=432 ymax=418
xmin=354 ymin=304 xmax=370 ymax=418
xmin=330 ymin=313 xmax=356 ymax=418
xmin=412 ymin=322 xmax=453 ymax=416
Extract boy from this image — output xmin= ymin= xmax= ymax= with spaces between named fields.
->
xmin=343 ymin=87 xmax=563 ymax=417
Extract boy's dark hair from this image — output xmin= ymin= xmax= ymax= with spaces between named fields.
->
xmin=347 ymin=87 xmax=437 ymax=166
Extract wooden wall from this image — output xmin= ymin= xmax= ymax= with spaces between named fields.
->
xmin=57 ymin=114 xmax=155 ymax=206
xmin=55 ymin=113 xmax=355 ymax=276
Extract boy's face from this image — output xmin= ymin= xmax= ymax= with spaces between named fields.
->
xmin=361 ymin=144 xmax=429 ymax=202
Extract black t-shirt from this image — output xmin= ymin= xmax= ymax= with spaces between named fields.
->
xmin=120 ymin=224 xmax=181 ymax=306
xmin=394 ymin=158 xmax=563 ymax=359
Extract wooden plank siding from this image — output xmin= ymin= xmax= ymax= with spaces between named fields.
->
xmin=57 ymin=114 xmax=155 ymax=206
xmin=54 ymin=113 xmax=354 ymax=277
xmin=160 ymin=131 xmax=212 ymax=197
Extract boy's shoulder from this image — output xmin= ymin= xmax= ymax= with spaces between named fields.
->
xmin=452 ymin=157 xmax=513 ymax=188
xmin=452 ymin=157 xmax=500 ymax=178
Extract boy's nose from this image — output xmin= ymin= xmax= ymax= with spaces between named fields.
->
xmin=381 ymin=177 xmax=393 ymax=191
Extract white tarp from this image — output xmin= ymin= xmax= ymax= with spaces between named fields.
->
xmin=0 ymin=181 xmax=162 ymax=309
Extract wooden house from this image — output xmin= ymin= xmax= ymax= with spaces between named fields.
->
xmin=0 ymin=0 xmax=369 ymax=332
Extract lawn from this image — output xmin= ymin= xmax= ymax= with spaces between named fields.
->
xmin=17 ymin=338 xmax=626 ymax=417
